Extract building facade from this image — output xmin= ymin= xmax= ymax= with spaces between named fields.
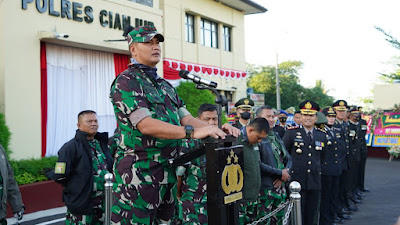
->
xmin=0 ymin=0 xmax=266 ymax=159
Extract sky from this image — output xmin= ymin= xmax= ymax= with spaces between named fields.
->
xmin=244 ymin=0 xmax=400 ymax=106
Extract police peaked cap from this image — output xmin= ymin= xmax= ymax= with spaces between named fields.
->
xmin=332 ymin=100 xmax=348 ymax=111
xmin=299 ymin=100 xmax=319 ymax=115
xmin=322 ymin=107 xmax=336 ymax=117
xmin=235 ymin=98 xmax=254 ymax=109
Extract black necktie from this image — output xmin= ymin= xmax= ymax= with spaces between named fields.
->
xmin=308 ymin=131 xmax=313 ymax=141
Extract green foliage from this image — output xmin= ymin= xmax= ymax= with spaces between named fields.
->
xmin=0 ymin=113 xmax=12 ymax=157
xmin=247 ymin=61 xmax=334 ymax=110
xmin=176 ymin=81 xmax=216 ymax=116
xmin=10 ymin=157 xmax=58 ymax=185
xmin=375 ymin=26 xmax=400 ymax=83
xmin=176 ymin=81 xmax=229 ymax=124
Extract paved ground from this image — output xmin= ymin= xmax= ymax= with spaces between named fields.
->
xmin=6 ymin=157 xmax=400 ymax=225
xmin=343 ymin=157 xmax=400 ymax=225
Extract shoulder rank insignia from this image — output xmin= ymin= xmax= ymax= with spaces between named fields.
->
xmin=287 ymin=125 xmax=299 ymax=130
xmin=316 ymin=127 xmax=327 ymax=133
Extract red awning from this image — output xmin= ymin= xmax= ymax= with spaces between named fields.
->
xmin=163 ymin=58 xmax=247 ymax=80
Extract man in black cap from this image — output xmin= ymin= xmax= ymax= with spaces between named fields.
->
xmin=357 ymin=106 xmax=370 ymax=193
xmin=332 ymin=100 xmax=353 ymax=222
xmin=233 ymin=98 xmax=254 ymax=129
xmin=319 ymin=108 xmax=342 ymax=225
xmin=283 ymin=100 xmax=327 ymax=225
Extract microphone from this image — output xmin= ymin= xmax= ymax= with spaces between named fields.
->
xmin=179 ymin=70 xmax=218 ymax=88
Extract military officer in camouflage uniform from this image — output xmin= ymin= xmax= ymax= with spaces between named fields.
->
xmin=109 ymin=25 xmax=228 ymax=225
xmin=282 ymin=100 xmax=327 ymax=225
xmin=175 ymin=103 xmax=240 ymax=224
xmin=233 ymin=98 xmax=254 ymax=129
xmin=52 ymin=110 xmax=113 ymax=225
xmin=256 ymin=105 xmax=292 ymax=225
xmin=318 ymin=108 xmax=342 ymax=225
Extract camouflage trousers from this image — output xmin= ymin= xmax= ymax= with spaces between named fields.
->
xmin=180 ymin=195 xmax=207 ymax=224
xmin=239 ymin=200 xmax=259 ymax=225
xmin=65 ymin=198 xmax=104 ymax=225
xmin=111 ymin=183 xmax=176 ymax=225
xmin=257 ymin=189 xmax=287 ymax=225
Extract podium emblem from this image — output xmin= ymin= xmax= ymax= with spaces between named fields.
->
xmin=221 ymin=150 xmax=243 ymax=204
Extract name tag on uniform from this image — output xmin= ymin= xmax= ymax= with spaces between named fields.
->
xmin=254 ymin=146 xmax=259 ymax=151
xmin=361 ymin=125 xmax=367 ymax=130
xmin=349 ymin=130 xmax=356 ymax=136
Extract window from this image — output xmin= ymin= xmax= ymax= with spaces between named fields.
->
xmin=130 ymin=0 xmax=153 ymax=7
xmin=185 ymin=14 xmax=195 ymax=43
xmin=223 ymin=26 xmax=231 ymax=51
xmin=201 ymin=19 xmax=218 ymax=48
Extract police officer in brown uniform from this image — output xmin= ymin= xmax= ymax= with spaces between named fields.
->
xmin=233 ymin=98 xmax=254 ymax=129
xmin=283 ymin=100 xmax=327 ymax=225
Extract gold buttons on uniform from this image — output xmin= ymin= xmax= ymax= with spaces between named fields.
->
xmin=335 ymin=161 xmax=338 ymax=163
xmin=307 ymin=169 xmax=311 ymax=173
xmin=309 ymin=145 xmax=312 ymax=149
xmin=308 ymin=153 xmax=312 ymax=156
xmin=335 ymin=154 xmax=338 ymax=157
xmin=335 ymin=147 xmax=337 ymax=150
xmin=308 ymin=161 xmax=312 ymax=165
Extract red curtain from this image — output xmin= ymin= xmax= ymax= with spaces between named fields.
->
xmin=40 ymin=43 xmax=47 ymax=157
xmin=113 ymin=54 xmax=130 ymax=76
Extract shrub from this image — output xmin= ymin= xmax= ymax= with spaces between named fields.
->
xmin=0 ymin=113 xmax=12 ymax=157
xmin=10 ymin=156 xmax=58 ymax=185
xmin=176 ymin=81 xmax=228 ymax=124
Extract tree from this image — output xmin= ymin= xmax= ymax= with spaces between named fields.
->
xmin=176 ymin=81 xmax=228 ymax=124
xmin=247 ymin=61 xmax=334 ymax=110
xmin=375 ymin=26 xmax=400 ymax=82
xmin=176 ymin=81 xmax=215 ymax=116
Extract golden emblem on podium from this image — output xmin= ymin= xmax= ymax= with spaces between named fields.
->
xmin=221 ymin=150 xmax=243 ymax=204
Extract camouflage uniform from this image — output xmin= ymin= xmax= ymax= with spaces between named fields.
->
xmin=177 ymin=139 xmax=208 ymax=225
xmin=257 ymin=131 xmax=289 ymax=225
xmin=66 ymin=139 xmax=109 ymax=225
xmin=110 ymin=62 xmax=190 ymax=224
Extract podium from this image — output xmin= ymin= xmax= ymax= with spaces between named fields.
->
xmin=204 ymin=136 xmax=244 ymax=225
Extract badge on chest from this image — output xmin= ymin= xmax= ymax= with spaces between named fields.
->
xmin=315 ymin=141 xmax=324 ymax=151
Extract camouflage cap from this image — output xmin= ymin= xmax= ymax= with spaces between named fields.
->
xmin=127 ymin=25 xmax=164 ymax=45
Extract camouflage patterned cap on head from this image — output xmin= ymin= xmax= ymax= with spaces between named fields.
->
xmin=127 ymin=25 xmax=164 ymax=45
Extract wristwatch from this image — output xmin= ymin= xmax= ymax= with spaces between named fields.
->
xmin=184 ymin=125 xmax=194 ymax=139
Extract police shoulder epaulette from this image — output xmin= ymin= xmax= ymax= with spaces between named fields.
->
xmin=287 ymin=125 xmax=299 ymax=130
xmin=317 ymin=127 xmax=327 ymax=133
